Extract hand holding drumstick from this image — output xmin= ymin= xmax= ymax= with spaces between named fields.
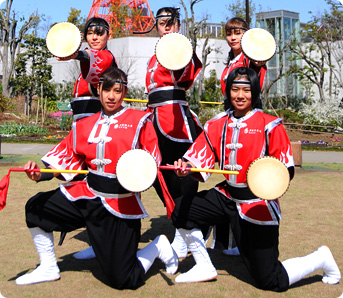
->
xmin=173 ymin=159 xmax=195 ymax=177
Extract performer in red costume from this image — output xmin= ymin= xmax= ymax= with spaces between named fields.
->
xmin=15 ymin=68 xmax=178 ymax=289
xmin=60 ymin=17 xmax=117 ymax=121
xmin=144 ymin=7 xmax=203 ymax=259
xmin=170 ymin=67 xmax=341 ymax=289
xmin=56 ymin=17 xmax=118 ymax=259
xmin=221 ymin=17 xmax=266 ymax=110
xmin=215 ymin=17 xmax=268 ymax=254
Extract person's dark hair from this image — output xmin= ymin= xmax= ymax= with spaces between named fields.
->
xmin=156 ymin=7 xmax=181 ymax=28
xmin=83 ymin=17 xmax=109 ymax=40
xmin=99 ymin=67 xmax=128 ymax=93
xmin=225 ymin=17 xmax=249 ymax=63
xmin=224 ymin=67 xmax=261 ymax=111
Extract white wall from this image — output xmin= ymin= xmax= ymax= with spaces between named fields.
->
xmin=48 ymin=36 xmax=229 ymax=89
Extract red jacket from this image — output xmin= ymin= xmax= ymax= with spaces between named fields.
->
xmin=184 ymin=109 xmax=294 ymax=225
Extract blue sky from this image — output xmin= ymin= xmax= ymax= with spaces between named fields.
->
xmin=0 ymin=0 xmax=340 ymax=28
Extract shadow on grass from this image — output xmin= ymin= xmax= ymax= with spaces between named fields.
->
xmin=13 ymin=216 xmax=325 ymax=290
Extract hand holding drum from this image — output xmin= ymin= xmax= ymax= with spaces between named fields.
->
xmin=246 ymin=157 xmax=290 ymax=200
xmin=155 ymin=32 xmax=193 ymax=70
xmin=46 ymin=22 xmax=82 ymax=60
xmin=240 ymin=28 xmax=276 ymax=65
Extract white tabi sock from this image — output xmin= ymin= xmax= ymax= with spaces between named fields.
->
xmin=282 ymin=246 xmax=341 ymax=286
xmin=175 ymin=228 xmax=217 ymax=283
xmin=137 ymin=235 xmax=178 ymax=274
xmin=16 ymin=227 xmax=60 ymax=286
xmin=171 ymin=229 xmax=188 ymax=258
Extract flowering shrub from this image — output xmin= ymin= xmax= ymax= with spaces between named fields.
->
xmin=330 ymin=138 xmax=341 ymax=146
xmin=301 ymin=140 xmax=329 ymax=147
xmin=49 ymin=111 xmax=73 ymax=118
xmin=299 ymin=96 xmax=343 ymax=128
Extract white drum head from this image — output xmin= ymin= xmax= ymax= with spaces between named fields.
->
xmin=241 ymin=28 xmax=276 ymax=62
xmin=116 ymin=149 xmax=158 ymax=193
xmin=46 ymin=22 xmax=82 ymax=59
xmin=155 ymin=33 xmax=193 ymax=71
xmin=247 ymin=157 xmax=290 ymax=200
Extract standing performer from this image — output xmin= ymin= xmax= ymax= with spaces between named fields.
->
xmin=221 ymin=17 xmax=266 ymax=110
xmin=15 ymin=68 xmax=178 ymax=289
xmin=60 ymin=17 xmax=118 ymax=121
xmin=144 ymin=7 xmax=203 ymax=258
xmin=170 ymin=67 xmax=341 ymax=289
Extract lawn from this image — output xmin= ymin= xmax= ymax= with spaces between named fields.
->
xmin=0 ymin=156 xmax=342 ymax=298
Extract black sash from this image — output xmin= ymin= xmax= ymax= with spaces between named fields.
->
xmin=71 ymin=98 xmax=101 ymax=117
xmin=87 ymin=172 xmax=129 ymax=194
xmin=217 ymin=181 xmax=258 ymax=201
xmin=148 ymin=89 xmax=186 ymax=105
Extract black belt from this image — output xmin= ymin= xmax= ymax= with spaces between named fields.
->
xmin=218 ymin=181 xmax=258 ymax=201
xmin=87 ymin=172 xmax=129 ymax=194
xmin=148 ymin=89 xmax=186 ymax=105
xmin=71 ymin=98 xmax=101 ymax=117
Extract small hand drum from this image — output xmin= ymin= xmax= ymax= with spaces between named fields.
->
xmin=241 ymin=28 xmax=276 ymax=63
xmin=246 ymin=157 xmax=290 ymax=200
xmin=116 ymin=149 xmax=158 ymax=193
xmin=155 ymin=32 xmax=193 ymax=71
xmin=46 ymin=22 xmax=82 ymax=60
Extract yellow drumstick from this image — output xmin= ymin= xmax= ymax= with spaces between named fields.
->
xmin=124 ymin=98 xmax=148 ymax=103
xmin=39 ymin=168 xmax=89 ymax=174
xmin=199 ymin=101 xmax=223 ymax=105
xmin=159 ymin=165 xmax=239 ymax=175
xmin=124 ymin=98 xmax=224 ymax=105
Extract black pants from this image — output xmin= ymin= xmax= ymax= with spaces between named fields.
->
xmin=152 ymin=128 xmax=199 ymax=203
xmin=171 ymin=188 xmax=290 ymax=292
xmin=25 ymin=189 xmax=145 ymax=289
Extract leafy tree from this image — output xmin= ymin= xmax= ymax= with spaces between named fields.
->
xmin=319 ymin=0 xmax=343 ymax=94
xmin=179 ymin=0 xmax=222 ymax=112
xmin=67 ymin=8 xmax=86 ymax=32
xmin=288 ymin=0 xmax=343 ymax=102
xmin=225 ymin=0 xmax=256 ymax=26
xmin=0 ymin=0 xmax=38 ymax=97
xmin=12 ymin=34 xmax=54 ymax=116
xmin=201 ymin=69 xmax=222 ymax=102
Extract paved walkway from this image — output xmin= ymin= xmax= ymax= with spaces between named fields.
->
xmin=1 ymin=143 xmax=343 ymax=163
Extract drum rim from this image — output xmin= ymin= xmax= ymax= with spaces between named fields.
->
xmin=246 ymin=156 xmax=290 ymax=200
xmin=46 ymin=22 xmax=82 ymax=60
xmin=116 ymin=149 xmax=158 ymax=193
xmin=240 ymin=28 xmax=276 ymax=63
xmin=155 ymin=32 xmax=193 ymax=71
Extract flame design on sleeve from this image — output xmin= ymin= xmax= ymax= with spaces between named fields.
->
xmin=89 ymin=50 xmax=105 ymax=84
xmin=186 ymin=145 xmax=215 ymax=170
xmin=150 ymin=144 xmax=161 ymax=165
xmin=46 ymin=142 xmax=84 ymax=171
xmin=280 ymin=145 xmax=294 ymax=167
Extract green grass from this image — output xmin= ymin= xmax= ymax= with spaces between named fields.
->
xmin=302 ymin=162 xmax=343 ymax=171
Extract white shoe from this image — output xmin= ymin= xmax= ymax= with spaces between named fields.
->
xmin=175 ymin=264 xmax=217 ymax=283
xmin=318 ymin=246 xmax=341 ymax=284
xmin=73 ymin=246 xmax=95 ymax=260
xmin=16 ymin=265 xmax=60 ymax=286
xmin=223 ymin=247 xmax=240 ymax=256
xmin=156 ymin=235 xmax=179 ymax=274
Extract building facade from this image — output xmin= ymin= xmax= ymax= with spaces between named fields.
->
xmin=256 ymin=10 xmax=302 ymax=97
